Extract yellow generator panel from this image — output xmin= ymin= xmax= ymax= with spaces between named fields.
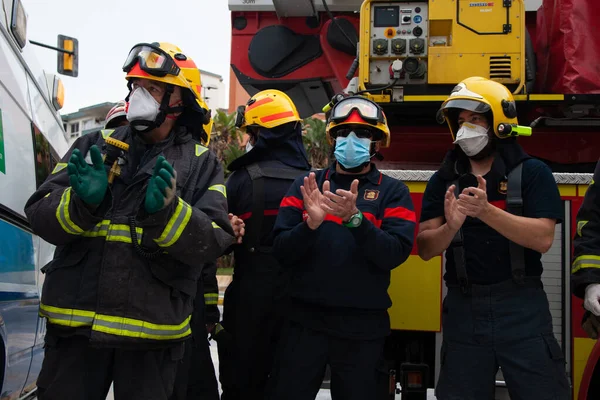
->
xmin=358 ymin=0 xmax=526 ymax=98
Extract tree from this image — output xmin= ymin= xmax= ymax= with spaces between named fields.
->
xmin=208 ymin=109 xmax=246 ymax=178
xmin=302 ymin=116 xmax=331 ymax=169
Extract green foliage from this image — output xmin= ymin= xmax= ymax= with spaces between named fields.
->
xmin=208 ymin=109 xmax=245 ymax=178
xmin=301 ymin=116 xmax=331 ymax=169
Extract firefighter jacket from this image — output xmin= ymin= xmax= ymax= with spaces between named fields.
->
xmin=273 ymin=163 xmax=416 ymax=311
xmin=25 ymin=126 xmax=234 ymax=347
xmin=572 ymin=159 xmax=600 ymax=298
xmin=201 ymin=262 xmax=220 ymax=324
xmin=225 ymin=123 xmax=311 ymax=278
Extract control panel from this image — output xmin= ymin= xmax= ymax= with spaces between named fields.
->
xmin=369 ymin=2 xmax=428 ymax=86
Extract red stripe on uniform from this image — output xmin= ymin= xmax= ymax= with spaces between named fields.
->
xmin=383 ymin=207 xmax=417 ymax=222
xmin=280 ymin=196 xmax=303 ymax=210
xmin=246 ymin=97 xmax=274 ymax=112
xmin=490 ymin=200 xmax=507 ymax=210
xmin=238 ymin=209 xmax=279 ymax=221
xmin=260 ymin=111 xmax=295 ymax=123
xmin=363 ymin=212 xmax=382 ymax=228
xmin=325 ymin=214 xmax=343 ymax=224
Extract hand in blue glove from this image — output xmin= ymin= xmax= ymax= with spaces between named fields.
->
xmin=145 ymin=156 xmax=177 ymax=214
xmin=67 ymin=145 xmax=107 ymax=206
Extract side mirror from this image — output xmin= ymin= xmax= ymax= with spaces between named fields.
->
xmin=57 ymin=35 xmax=79 ymax=77
xmin=10 ymin=0 xmax=27 ymax=49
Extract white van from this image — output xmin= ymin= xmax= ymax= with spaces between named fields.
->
xmin=0 ymin=0 xmax=78 ymax=397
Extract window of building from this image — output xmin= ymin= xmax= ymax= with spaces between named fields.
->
xmin=32 ymin=123 xmax=59 ymax=189
xmin=70 ymin=122 xmax=79 ymax=133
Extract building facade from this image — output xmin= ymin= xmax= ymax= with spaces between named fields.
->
xmin=61 ymin=102 xmax=115 ymax=146
xmin=200 ymin=69 xmax=226 ymax=112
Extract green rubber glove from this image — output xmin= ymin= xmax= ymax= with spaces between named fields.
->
xmin=67 ymin=145 xmax=108 ymax=206
xmin=145 ymin=156 xmax=177 ymax=214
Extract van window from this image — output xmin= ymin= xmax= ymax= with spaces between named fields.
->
xmin=32 ymin=124 xmax=58 ymax=188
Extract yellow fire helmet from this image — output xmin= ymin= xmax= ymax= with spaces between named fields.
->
xmin=439 ymin=76 xmax=519 ymax=140
xmin=326 ymin=96 xmax=391 ymax=148
xmin=235 ymin=89 xmax=301 ymax=131
xmin=122 ymin=42 xmax=213 ymax=144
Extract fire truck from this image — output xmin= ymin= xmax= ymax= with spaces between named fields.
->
xmin=227 ymin=0 xmax=600 ymax=398
xmin=0 ymin=0 xmax=78 ymax=397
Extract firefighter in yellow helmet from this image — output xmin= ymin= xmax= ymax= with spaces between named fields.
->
xmin=25 ymin=42 xmax=234 ymax=400
xmin=214 ymin=89 xmax=311 ymax=400
xmin=266 ymin=96 xmax=415 ymax=399
xmin=417 ymin=77 xmax=569 ymax=399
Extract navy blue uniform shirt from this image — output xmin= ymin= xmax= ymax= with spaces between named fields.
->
xmin=272 ymin=164 xmax=416 ymax=338
xmin=420 ymin=158 xmax=563 ymax=285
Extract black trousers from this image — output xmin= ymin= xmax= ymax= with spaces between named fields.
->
xmin=36 ymin=334 xmax=185 ymax=400
xmin=171 ymin=278 xmax=220 ymax=400
xmin=436 ymin=280 xmax=570 ymax=400
xmin=265 ymin=320 xmax=385 ymax=400
xmin=218 ymin=268 xmax=287 ymax=400
xmin=170 ymin=337 xmax=219 ymax=400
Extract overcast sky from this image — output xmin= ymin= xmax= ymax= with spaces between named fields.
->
xmin=24 ymin=0 xmax=232 ymax=114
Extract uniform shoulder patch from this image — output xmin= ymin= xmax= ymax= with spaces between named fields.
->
xmin=195 ymin=144 xmax=208 ymax=157
xmin=100 ymin=129 xmax=115 ymax=139
xmin=498 ymin=179 xmax=508 ymax=194
xmin=52 ymin=163 xmax=68 ymax=174
xmin=364 ymin=189 xmax=380 ymax=201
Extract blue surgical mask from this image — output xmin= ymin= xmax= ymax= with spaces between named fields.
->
xmin=334 ymin=131 xmax=372 ymax=169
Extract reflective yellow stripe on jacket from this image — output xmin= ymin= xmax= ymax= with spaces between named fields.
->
xmin=204 ymin=292 xmax=219 ymax=305
xmin=39 ymin=303 xmax=191 ymax=340
xmin=83 ymin=220 xmax=143 ymax=244
xmin=577 ymin=220 xmax=589 ymax=237
xmin=154 ymin=198 xmax=192 ymax=247
xmin=40 ymin=303 xmax=95 ymax=327
xmin=208 ymin=184 xmax=227 ymax=198
xmin=572 ymin=255 xmax=600 ymax=274
xmin=55 ymin=187 xmax=84 ymax=235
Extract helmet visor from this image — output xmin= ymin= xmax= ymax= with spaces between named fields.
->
xmin=441 ymin=99 xmax=491 ymax=114
xmin=123 ymin=44 xmax=180 ymax=78
xmin=330 ymin=97 xmax=382 ymax=124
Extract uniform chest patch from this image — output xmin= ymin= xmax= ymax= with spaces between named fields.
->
xmin=364 ymin=189 xmax=380 ymax=201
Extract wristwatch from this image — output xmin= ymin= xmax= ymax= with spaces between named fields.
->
xmin=343 ymin=210 xmax=363 ymax=228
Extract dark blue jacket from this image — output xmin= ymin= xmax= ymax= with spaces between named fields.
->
xmin=273 ymin=164 xmax=416 ymax=311
xmin=225 ymin=122 xmax=311 ymax=271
